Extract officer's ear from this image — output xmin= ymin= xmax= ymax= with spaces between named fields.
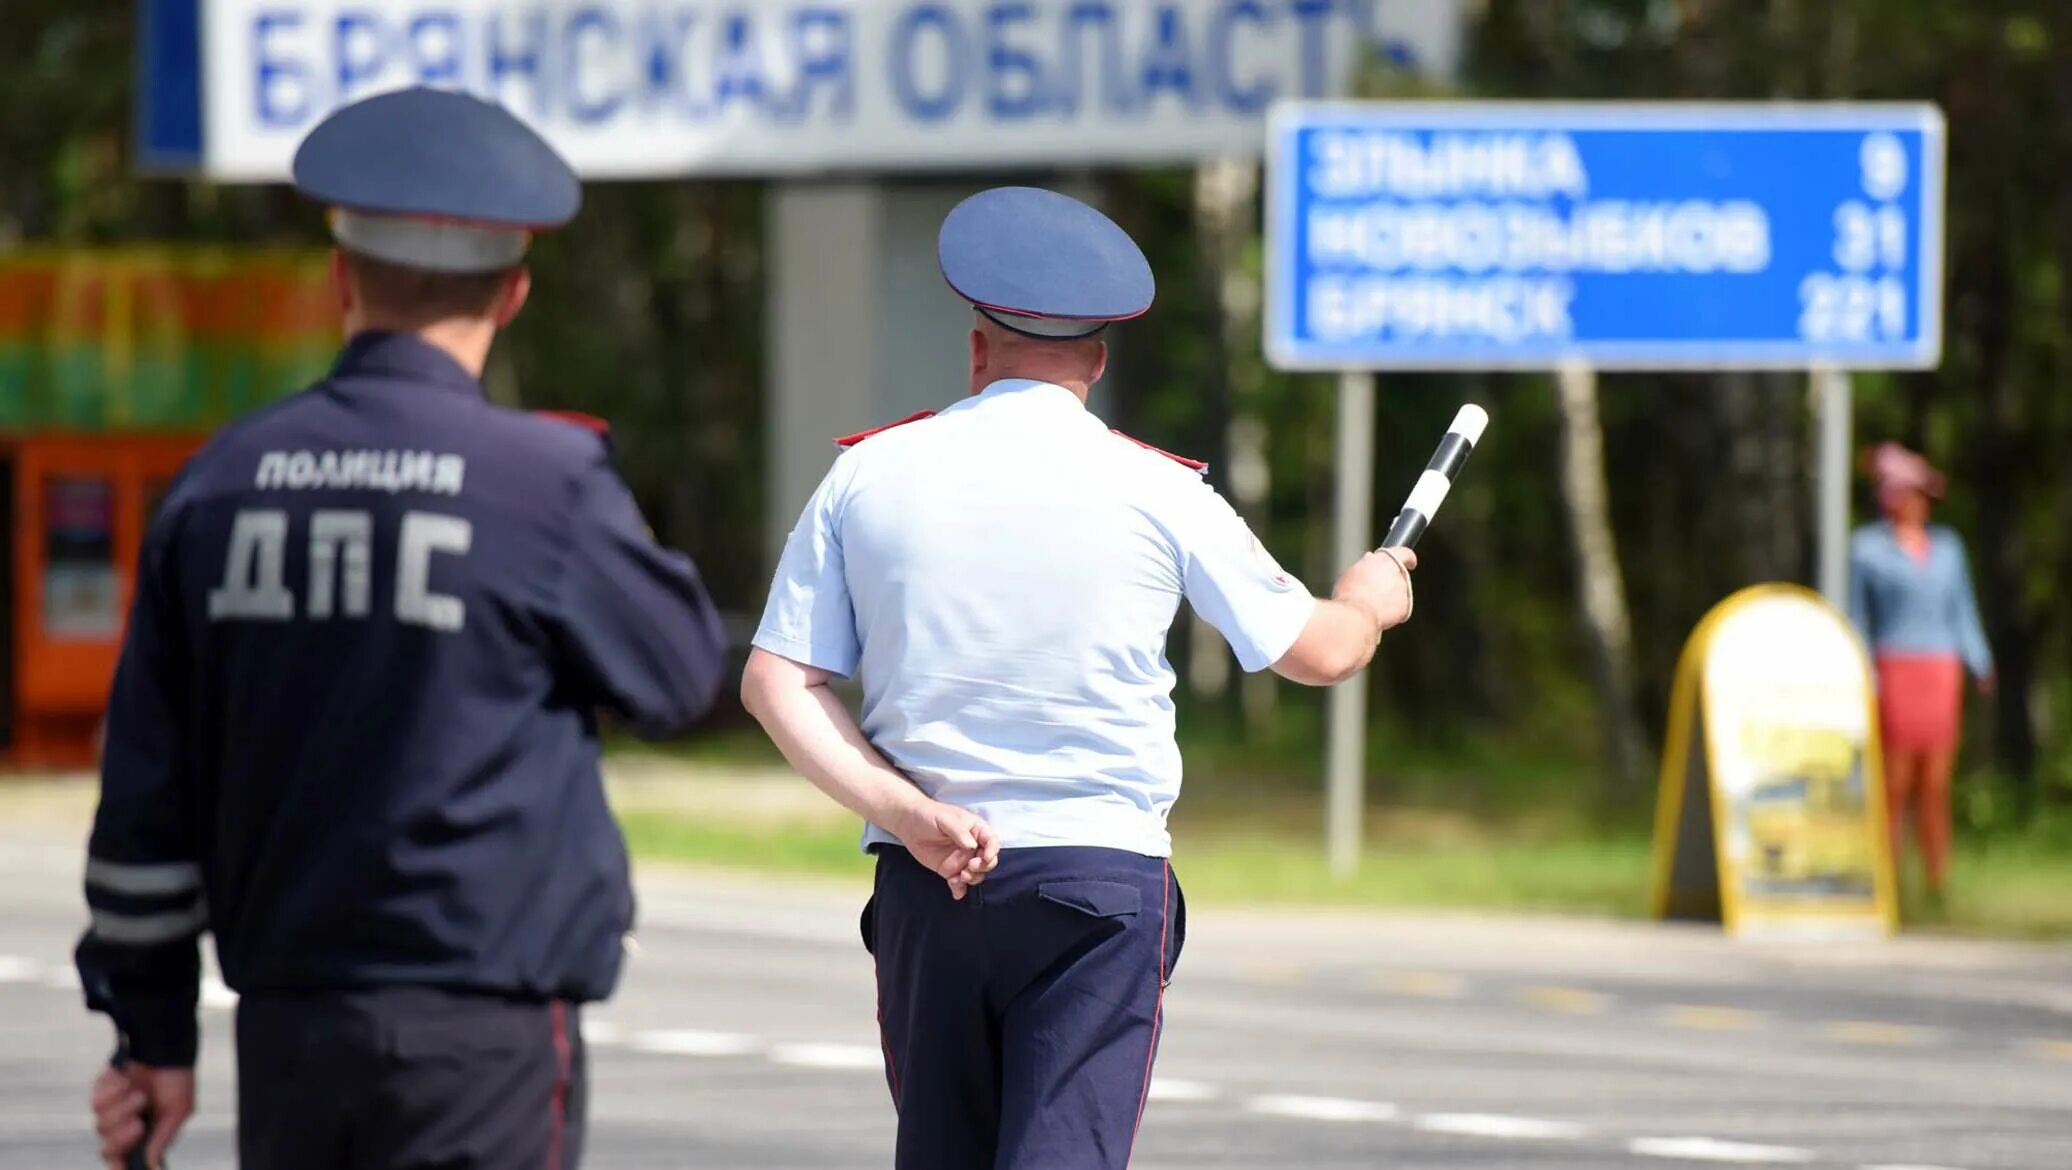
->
xmin=493 ymin=267 xmax=533 ymax=328
xmin=967 ymin=327 xmax=989 ymax=395
xmin=1089 ymin=339 xmax=1109 ymax=387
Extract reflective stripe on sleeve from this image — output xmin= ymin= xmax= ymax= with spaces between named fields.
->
xmin=90 ymin=901 xmax=208 ymax=946
xmin=85 ymin=859 xmax=202 ymax=898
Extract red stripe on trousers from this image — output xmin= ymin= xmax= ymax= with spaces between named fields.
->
xmin=1127 ymin=861 xmax=1171 ymax=1165
xmin=875 ymin=961 xmax=902 ymax=1107
xmin=547 ymin=1001 xmax=570 ymax=1170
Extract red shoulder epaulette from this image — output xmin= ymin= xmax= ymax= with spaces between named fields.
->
xmin=535 ymin=410 xmax=612 ymax=438
xmin=834 ymin=410 xmax=935 ymax=449
xmin=1112 ymin=429 xmax=1208 ymax=473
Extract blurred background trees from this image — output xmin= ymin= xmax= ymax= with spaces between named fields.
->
xmin=5 ymin=0 xmax=2065 ymax=823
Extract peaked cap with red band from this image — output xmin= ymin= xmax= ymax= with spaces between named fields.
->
xmin=939 ymin=187 xmax=1155 ymax=340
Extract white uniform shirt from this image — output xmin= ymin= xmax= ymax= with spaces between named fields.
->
xmin=753 ymin=378 xmax=1316 ymax=856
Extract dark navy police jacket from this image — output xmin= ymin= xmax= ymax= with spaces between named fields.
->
xmin=76 ymin=332 xmax=728 ymax=1065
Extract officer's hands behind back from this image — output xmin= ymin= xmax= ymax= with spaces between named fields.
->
xmin=895 ymin=801 xmax=1002 ymax=900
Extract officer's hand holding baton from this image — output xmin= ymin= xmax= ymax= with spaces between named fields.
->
xmin=1342 ymin=404 xmax=1491 ymax=636
xmin=1297 ymin=404 xmax=1487 ymax=672
xmin=1333 ymin=548 xmax=1419 ymax=637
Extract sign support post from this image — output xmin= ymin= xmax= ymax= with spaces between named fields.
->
xmin=1326 ymin=371 xmax=1377 ymax=878
xmin=1813 ymin=367 xmax=1854 ymax=607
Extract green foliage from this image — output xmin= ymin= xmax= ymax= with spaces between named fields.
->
xmin=611 ymin=785 xmax=2072 ymax=935
xmin=616 ymin=809 xmax=871 ymax=879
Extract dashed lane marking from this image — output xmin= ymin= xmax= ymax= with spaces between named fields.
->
xmin=2017 ymin=1039 xmax=2072 ymax=1062
xmin=1375 ymin=971 xmax=1468 ymax=999
xmin=1659 ymin=1004 xmax=1768 ymax=1031
xmin=0 ymin=941 xmax=2005 ymax=1170
xmin=1518 ymin=985 xmax=1611 ymax=1015
xmin=1238 ymin=963 xmax=1305 ymax=985
xmin=1245 ymin=1095 xmax=1400 ymax=1124
xmin=1414 ymin=1113 xmax=1588 ymax=1141
xmin=1629 ymin=1137 xmax=1816 ymax=1163
xmin=1820 ymin=1021 xmax=1940 ymax=1047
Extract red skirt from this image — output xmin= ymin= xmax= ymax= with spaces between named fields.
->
xmin=1875 ymin=654 xmax=1964 ymax=752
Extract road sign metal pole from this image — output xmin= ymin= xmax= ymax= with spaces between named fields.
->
xmin=1326 ymin=370 xmax=1376 ymax=878
xmin=1814 ymin=367 xmax=1853 ymax=606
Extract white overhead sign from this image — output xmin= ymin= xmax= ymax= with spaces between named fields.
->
xmin=138 ymin=0 xmax=1463 ymax=180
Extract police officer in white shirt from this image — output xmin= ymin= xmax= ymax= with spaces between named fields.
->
xmin=741 ymin=186 xmax=1415 ymax=1170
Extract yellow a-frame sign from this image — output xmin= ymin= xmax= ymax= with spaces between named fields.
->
xmin=1653 ymin=584 xmax=1899 ymax=939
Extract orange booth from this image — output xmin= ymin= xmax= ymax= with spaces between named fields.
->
xmin=0 ymin=250 xmax=336 ymax=766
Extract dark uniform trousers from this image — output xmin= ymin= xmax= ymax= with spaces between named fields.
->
xmin=866 ymin=844 xmax=1186 ymax=1170
xmin=236 ymin=987 xmax=585 ymax=1170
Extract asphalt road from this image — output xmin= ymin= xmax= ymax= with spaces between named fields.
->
xmin=3 ymin=830 xmax=2069 ymax=1169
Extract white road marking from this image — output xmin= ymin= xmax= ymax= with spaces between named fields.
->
xmin=199 ymin=977 xmax=238 ymax=1011
xmin=579 ymin=1019 xmax=626 ymax=1046
xmin=41 ymin=967 xmax=80 ymax=992
xmin=1629 ymin=1137 xmax=1817 ymax=1163
xmin=767 ymin=1042 xmax=885 ymax=1071
xmin=1146 ymin=1078 xmax=1220 ymax=1103
xmin=1246 ymin=1095 xmax=1399 ymax=1123
xmin=0 ymin=955 xmax=41 ymax=983
xmin=628 ymin=1029 xmax=759 ymax=1057
xmin=1414 ymin=1113 xmax=1587 ymax=1140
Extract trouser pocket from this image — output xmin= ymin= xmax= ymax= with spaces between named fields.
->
xmin=1163 ymin=869 xmax=1188 ymax=988
xmin=1036 ymin=880 xmax=1142 ymax=920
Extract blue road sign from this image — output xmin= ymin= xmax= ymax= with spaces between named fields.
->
xmin=1265 ymin=103 xmax=1946 ymax=371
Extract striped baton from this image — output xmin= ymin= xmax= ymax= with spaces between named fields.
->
xmin=1381 ymin=405 xmax=1490 ymax=550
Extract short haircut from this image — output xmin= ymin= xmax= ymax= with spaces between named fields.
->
xmin=979 ymin=315 xmax=1104 ymax=356
xmin=343 ymin=251 xmax=514 ymax=327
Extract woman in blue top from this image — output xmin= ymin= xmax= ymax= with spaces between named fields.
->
xmin=1847 ymin=443 xmax=1994 ymax=900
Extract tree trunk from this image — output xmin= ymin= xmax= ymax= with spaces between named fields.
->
xmin=1554 ymin=365 xmax=1649 ymax=796
xmin=1949 ymin=42 xmax=2039 ymax=807
xmin=1194 ymin=158 xmax=1278 ymax=731
xmin=1969 ymin=245 xmax=2037 ymax=803
xmin=2055 ymin=0 xmax=2072 ymax=802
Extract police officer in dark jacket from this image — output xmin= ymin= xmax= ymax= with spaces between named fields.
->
xmin=81 ymin=87 xmax=727 ymax=1170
